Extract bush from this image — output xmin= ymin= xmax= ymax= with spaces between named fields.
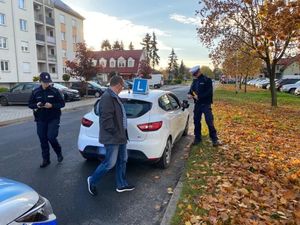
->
xmin=62 ymin=74 xmax=70 ymax=82
xmin=0 ymin=87 xmax=9 ymax=93
xmin=33 ymin=76 xmax=39 ymax=82
xmin=173 ymin=79 xmax=182 ymax=84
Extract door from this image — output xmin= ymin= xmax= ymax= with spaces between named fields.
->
xmin=22 ymin=83 xmax=38 ymax=103
xmin=8 ymin=84 xmax=24 ymax=103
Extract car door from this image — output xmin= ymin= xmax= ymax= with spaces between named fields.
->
xmin=22 ymin=83 xmax=38 ymax=103
xmin=8 ymin=84 xmax=25 ymax=103
xmin=167 ymin=93 xmax=186 ymax=141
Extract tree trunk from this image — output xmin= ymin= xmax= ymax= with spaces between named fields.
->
xmin=244 ymin=75 xmax=248 ymax=93
xmin=239 ymin=76 xmax=242 ymax=90
xmin=235 ymin=75 xmax=238 ymax=94
xmin=268 ymin=64 xmax=277 ymax=107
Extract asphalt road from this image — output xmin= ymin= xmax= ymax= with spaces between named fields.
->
xmin=0 ymin=86 xmax=193 ymax=225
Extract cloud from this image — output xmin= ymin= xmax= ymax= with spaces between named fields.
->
xmin=169 ymin=13 xmax=200 ymax=25
xmin=72 ymin=8 xmax=172 ymax=51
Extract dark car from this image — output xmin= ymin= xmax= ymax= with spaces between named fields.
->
xmin=70 ymin=81 xmax=105 ymax=97
xmin=52 ymin=83 xmax=80 ymax=101
xmin=275 ymin=78 xmax=300 ymax=90
xmin=0 ymin=82 xmax=40 ymax=106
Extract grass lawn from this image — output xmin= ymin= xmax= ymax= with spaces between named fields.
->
xmin=171 ymin=85 xmax=300 ymax=225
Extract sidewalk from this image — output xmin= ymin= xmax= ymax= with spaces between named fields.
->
xmin=0 ymin=98 xmax=97 ymax=126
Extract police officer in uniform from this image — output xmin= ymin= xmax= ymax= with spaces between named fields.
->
xmin=28 ymin=72 xmax=65 ymax=168
xmin=187 ymin=65 xmax=221 ymax=146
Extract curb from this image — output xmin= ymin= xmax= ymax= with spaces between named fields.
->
xmin=0 ymin=100 xmax=95 ymax=127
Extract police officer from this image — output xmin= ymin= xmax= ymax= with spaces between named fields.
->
xmin=28 ymin=72 xmax=65 ymax=168
xmin=187 ymin=65 xmax=221 ymax=146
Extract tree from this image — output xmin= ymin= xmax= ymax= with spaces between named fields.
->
xmin=62 ymin=74 xmax=70 ymax=82
xmin=65 ymin=42 xmax=101 ymax=95
xmin=138 ymin=60 xmax=152 ymax=79
xmin=150 ymin=32 xmax=160 ymax=69
xmin=33 ymin=76 xmax=39 ymax=82
xmin=213 ymin=67 xmax=223 ymax=80
xmin=120 ymin=41 xmax=124 ymax=50
xmin=128 ymin=42 xmax=134 ymax=50
xmin=168 ymin=48 xmax=179 ymax=80
xmin=201 ymin=66 xmax=214 ymax=79
xmin=112 ymin=40 xmax=122 ymax=50
xmin=101 ymin=39 xmax=111 ymax=50
xmin=140 ymin=33 xmax=152 ymax=63
xmin=196 ymin=0 xmax=300 ymax=106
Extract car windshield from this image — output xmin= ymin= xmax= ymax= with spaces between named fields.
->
xmin=94 ymin=98 xmax=152 ymax=118
xmin=88 ymin=81 xmax=102 ymax=88
xmin=53 ymin=83 xmax=68 ymax=89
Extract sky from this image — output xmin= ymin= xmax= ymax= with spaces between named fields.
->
xmin=62 ymin=0 xmax=212 ymax=69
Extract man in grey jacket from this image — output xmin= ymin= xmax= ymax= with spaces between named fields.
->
xmin=87 ymin=75 xmax=135 ymax=196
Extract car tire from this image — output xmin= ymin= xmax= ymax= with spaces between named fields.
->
xmin=80 ymin=152 xmax=98 ymax=161
xmin=157 ymin=138 xmax=172 ymax=169
xmin=95 ymin=92 xmax=101 ymax=98
xmin=182 ymin=117 xmax=189 ymax=136
xmin=0 ymin=97 xmax=9 ymax=106
xmin=64 ymin=94 xmax=69 ymax=102
xmin=289 ymin=88 xmax=296 ymax=94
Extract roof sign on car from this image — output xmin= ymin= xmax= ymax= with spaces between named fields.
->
xmin=132 ymin=78 xmax=149 ymax=95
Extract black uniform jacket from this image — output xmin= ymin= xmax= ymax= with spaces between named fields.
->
xmin=188 ymin=74 xmax=213 ymax=105
xmin=28 ymin=85 xmax=65 ymax=122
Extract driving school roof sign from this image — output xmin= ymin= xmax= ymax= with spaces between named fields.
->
xmin=132 ymin=78 xmax=149 ymax=94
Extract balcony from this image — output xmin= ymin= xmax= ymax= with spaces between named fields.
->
xmin=34 ymin=0 xmax=43 ymax=4
xmin=48 ymin=54 xmax=57 ymax=61
xmin=46 ymin=17 xmax=54 ymax=26
xmin=37 ymin=53 xmax=46 ymax=61
xmin=36 ymin=33 xmax=45 ymax=42
xmin=34 ymin=14 xmax=44 ymax=23
xmin=47 ymin=36 xmax=56 ymax=44
xmin=44 ymin=0 xmax=54 ymax=8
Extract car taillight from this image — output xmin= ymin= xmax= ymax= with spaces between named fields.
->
xmin=137 ymin=121 xmax=163 ymax=132
xmin=81 ymin=117 xmax=93 ymax=127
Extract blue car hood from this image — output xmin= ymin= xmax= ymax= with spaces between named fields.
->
xmin=0 ymin=177 xmax=39 ymax=224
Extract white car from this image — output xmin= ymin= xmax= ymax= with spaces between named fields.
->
xmin=0 ymin=177 xmax=56 ymax=225
xmin=280 ymin=80 xmax=300 ymax=93
xmin=295 ymin=86 xmax=300 ymax=95
xmin=78 ymin=90 xmax=190 ymax=168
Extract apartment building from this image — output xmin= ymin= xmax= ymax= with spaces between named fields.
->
xmin=0 ymin=0 xmax=84 ymax=88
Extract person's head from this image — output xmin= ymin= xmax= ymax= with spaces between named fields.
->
xmin=109 ymin=75 xmax=124 ymax=94
xmin=189 ymin=65 xmax=201 ymax=78
xmin=39 ymin=72 xmax=52 ymax=89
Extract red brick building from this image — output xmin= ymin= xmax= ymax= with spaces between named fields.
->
xmin=92 ymin=49 xmax=146 ymax=82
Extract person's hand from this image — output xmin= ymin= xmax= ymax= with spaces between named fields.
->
xmin=44 ymin=102 xmax=52 ymax=108
xmin=187 ymin=94 xmax=193 ymax=99
xmin=37 ymin=102 xmax=43 ymax=108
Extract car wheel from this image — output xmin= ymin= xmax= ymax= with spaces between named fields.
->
xmin=0 ymin=97 xmax=9 ymax=106
xmin=80 ymin=152 xmax=98 ymax=161
xmin=64 ymin=94 xmax=69 ymax=102
xmin=289 ymin=88 xmax=296 ymax=94
xmin=95 ymin=92 xmax=101 ymax=98
xmin=157 ymin=138 xmax=172 ymax=169
xmin=182 ymin=117 xmax=189 ymax=136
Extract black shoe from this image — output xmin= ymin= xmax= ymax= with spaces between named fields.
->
xmin=192 ymin=139 xmax=201 ymax=145
xmin=40 ymin=160 xmax=51 ymax=168
xmin=116 ymin=185 xmax=135 ymax=193
xmin=212 ymin=140 xmax=221 ymax=147
xmin=87 ymin=176 xmax=97 ymax=196
xmin=57 ymin=154 xmax=64 ymax=163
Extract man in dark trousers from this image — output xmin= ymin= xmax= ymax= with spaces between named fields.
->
xmin=87 ymin=75 xmax=134 ymax=196
xmin=187 ymin=65 xmax=221 ymax=146
xmin=28 ymin=72 xmax=65 ymax=168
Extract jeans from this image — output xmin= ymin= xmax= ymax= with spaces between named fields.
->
xmin=193 ymin=104 xmax=218 ymax=142
xmin=36 ymin=118 xmax=62 ymax=161
xmin=90 ymin=144 xmax=128 ymax=189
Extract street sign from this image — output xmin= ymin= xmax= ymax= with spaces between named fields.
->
xmin=132 ymin=78 xmax=149 ymax=94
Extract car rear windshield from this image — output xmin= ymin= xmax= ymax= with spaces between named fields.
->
xmin=94 ymin=98 xmax=152 ymax=118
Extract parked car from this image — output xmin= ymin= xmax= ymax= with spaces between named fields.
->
xmin=295 ymin=86 xmax=300 ymax=95
xmin=280 ymin=80 xmax=300 ymax=94
xmin=70 ymin=81 xmax=106 ymax=97
xmin=0 ymin=82 xmax=40 ymax=106
xmin=276 ymin=78 xmax=300 ymax=91
xmin=77 ymin=90 xmax=190 ymax=169
xmin=0 ymin=177 xmax=57 ymax=225
xmin=52 ymin=83 xmax=80 ymax=101
xmin=124 ymin=80 xmax=133 ymax=89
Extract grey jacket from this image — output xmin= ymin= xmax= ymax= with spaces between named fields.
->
xmin=98 ymin=88 xmax=127 ymax=144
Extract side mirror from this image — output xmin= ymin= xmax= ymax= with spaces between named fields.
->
xmin=182 ymin=100 xmax=189 ymax=111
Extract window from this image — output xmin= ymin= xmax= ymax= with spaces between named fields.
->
xmin=20 ymin=19 xmax=27 ymax=31
xmin=110 ymin=59 xmax=116 ymax=68
xmin=168 ymin=94 xmax=180 ymax=110
xmin=0 ymin=37 xmax=7 ymax=49
xmin=0 ymin=13 xmax=5 ymax=25
xmin=159 ymin=94 xmax=173 ymax=111
xmin=128 ymin=59 xmax=134 ymax=67
xmin=60 ymin=14 xmax=65 ymax=23
xmin=0 ymin=60 xmax=9 ymax=71
xmin=118 ymin=57 xmax=126 ymax=67
xmin=72 ymin=19 xmax=77 ymax=27
xmin=49 ymin=30 xmax=54 ymax=37
xmin=62 ymin=49 xmax=66 ymax=57
xmin=63 ymin=67 xmax=67 ymax=73
xmin=73 ymin=35 xmax=77 ymax=43
xmin=24 ymin=83 xmax=38 ymax=91
xmin=22 ymin=62 xmax=31 ymax=73
xmin=61 ymin=32 xmax=65 ymax=40
xmin=50 ymin=48 xmax=55 ymax=55
xmin=19 ymin=0 xmax=25 ymax=9
xmin=11 ymin=84 xmax=23 ymax=92
xmin=51 ymin=67 xmax=56 ymax=73
xmin=21 ymin=41 xmax=29 ymax=52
